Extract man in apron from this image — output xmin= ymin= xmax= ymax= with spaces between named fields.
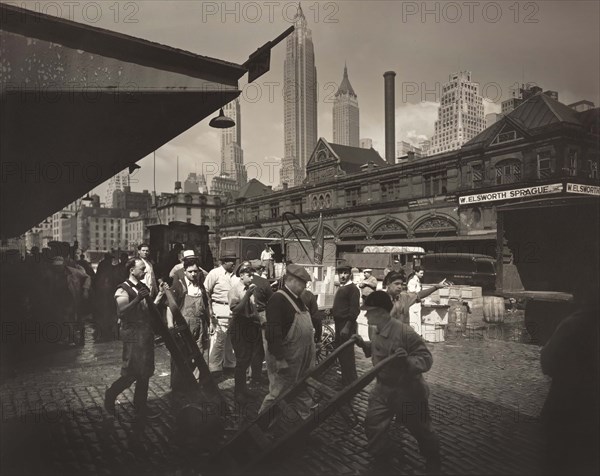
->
xmin=261 ymin=264 xmax=316 ymax=419
xmin=166 ymin=257 xmax=210 ymax=392
xmin=105 ymin=258 xmax=165 ymax=420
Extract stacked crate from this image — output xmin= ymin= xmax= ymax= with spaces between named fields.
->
xmin=422 ymin=285 xmax=484 ymax=324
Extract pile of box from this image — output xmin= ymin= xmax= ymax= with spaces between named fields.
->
xmin=422 ymin=284 xmax=485 ymax=325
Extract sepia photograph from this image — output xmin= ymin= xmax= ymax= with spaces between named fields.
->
xmin=1 ymin=1 xmax=598 ymax=475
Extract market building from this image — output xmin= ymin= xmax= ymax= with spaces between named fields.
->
xmin=218 ymin=92 xmax=599 ymax=282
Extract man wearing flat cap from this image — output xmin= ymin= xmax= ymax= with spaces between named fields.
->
xmin=260 ymin=264 xmax=316 ymax=417
xmin=204 ymin=254 xmax=237 ymax=376
xmin=332 ymin=264 xmax=361 ymax=385
xmin=355 ymin=291 xmax=441 ymax=474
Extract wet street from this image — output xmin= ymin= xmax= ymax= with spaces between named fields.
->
xmin=0 ymin=312 xmax=551 ymax=476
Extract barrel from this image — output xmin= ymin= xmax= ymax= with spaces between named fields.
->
xmin=483 ymin=296 xmax=505 ymax=323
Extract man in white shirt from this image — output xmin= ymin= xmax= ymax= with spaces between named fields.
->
xmin=261 ymin=244 xmax=275 ymax=279
xmin=137 ymin=243 xmax=158 ymax=298
xmin=204 ymin=254 xmax=237 ymax=375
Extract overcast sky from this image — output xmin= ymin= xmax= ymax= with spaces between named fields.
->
xmin=19 ymin=1 xmax=600 ymax=200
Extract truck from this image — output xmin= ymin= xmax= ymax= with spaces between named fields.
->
xmin=219 ymin=236 xmax=336 ymax=276
xmin=339 ymin=246 xmax=425 ymax=280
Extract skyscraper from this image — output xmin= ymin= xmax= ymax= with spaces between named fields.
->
xmin=429 ymin=71 xmax=484 ymax=155
xmin=281 ymin=4 xmax=318 ymax=187
xmin=333 ymin=64 xmax=359 ymax=147
xmin=220 ymin=98 xmax=247 ymax=188
xmin=105 ymin=170 xmax=130 ymax=207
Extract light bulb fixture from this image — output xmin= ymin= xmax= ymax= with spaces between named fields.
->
xmin=128 ymin=163 xmax=141 ymax=174
xmin=209 ymin=108 xmax=235 ymax=129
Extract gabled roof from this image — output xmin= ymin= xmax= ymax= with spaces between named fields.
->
xmin=463 ymin=92 xmax=585 ymax=151
xmin=237 ymin=179 xmax=272 ymax=200
xmin=327 ymin=141 xmax=387 ymax=174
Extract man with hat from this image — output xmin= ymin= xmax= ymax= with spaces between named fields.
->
xmin=204 ymin=254 xmax=237 ymax=376
xmin=385 ymin=271 xmax=447 ymax=326
xmin=169 ymin=249 xmax=209 ymax=282
xmin=165 ymin=256 xmax=211 ymax=391
xmin=260 ymin=264 xmax=316 ymax=416
xmin=227 ymin=265 xmax=264 ymax=402
xmin=356 ymin=291 xmax=441 ymax=474
xmin=332 ymin=264 xmax=361 ymax=385
xmin=235 ymin=260 xmax=274 ymax=387
xmin=358 ymin=269 xmax=378 ymax=300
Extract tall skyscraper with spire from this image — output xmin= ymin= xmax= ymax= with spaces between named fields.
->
xmin=429 ymin=71 xmax=485 ymax=155
xmin=220 ymin=98 xmax=247 ymax=188
xmin=333 ymin=64 xmax=359 ymax=147
xmin=281 ymin=4 xmax=318 ymax=187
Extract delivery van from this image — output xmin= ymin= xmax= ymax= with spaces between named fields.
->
xmin=420 ymin=253 xmax=496 ymax=291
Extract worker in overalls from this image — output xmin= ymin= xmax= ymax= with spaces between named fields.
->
xmin=166 ymin=256 xmax=211 ymax=392
xmin=261 ymin=264 xmax=316 ymax=418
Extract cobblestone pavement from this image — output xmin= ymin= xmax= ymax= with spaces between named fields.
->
xmin=0 ymin=318 xmax=550 ymax=476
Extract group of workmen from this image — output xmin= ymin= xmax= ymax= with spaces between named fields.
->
xmin=103 ymin=244 xmax=450 ymax=475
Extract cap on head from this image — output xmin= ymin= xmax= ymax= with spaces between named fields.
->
xmin=361 ymin=290 xmax=393 ymax=312
xmin=182 ymin=249 xmax=197 ymax=259
xmin=364 ymin=268 xmax=373 ymax=273
xmin=236 ymin=266 xmax=255 ymax=277
xmin=286 ymin=264 xmax=311 ymax=283
xmin=220 ymin=254 xmax=237 ymax=263
xmin=336 ymin=264 xmax=352 ymax=273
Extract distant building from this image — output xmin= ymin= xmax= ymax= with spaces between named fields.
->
xmin=333 ymin=64 xmax=359 ymax=147
xmin=184 ymin=172 xmax=208 ymax=193
xmin=155 ymin=189 xmax=222 ymax=253
xmin=419 ymin=139 xmax=431 ymax=157
xmin=211 ymin=173 xmax=238 ymax=197
xmin=220 ymin=99 xmax=247 ymax=189
xmin=429 ymin=71 xmax=485 ymax=155
xmin=126 ymin=212 xmax=158 ymax=250
xmin=569 ymin=100 xmax=595 ymax=112
xmin=502 ymin=84 xmax=559 ymax=114
xmin=104 ymin=170 xmax=130 ymax=208
xmin=396 ymin=141 xmax=422 ymax=161
xmin=112 ymin=186 xmax=152 ymax=214
xmin=360 ymin=138 xmax=373 ymax=149
xmin=486 ymin=113 xmax=501 ymax=128
xmin=281 ymin=4 xmax=318 ymax=187
xmin=501 ymin=97 xmax=523 ymax=114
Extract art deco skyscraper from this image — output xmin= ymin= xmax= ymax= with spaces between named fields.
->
xmin=333 ymin=64 xmax=359 ymax=147
xmin=281 ymin=4 xmax=318 ymax=187
xmin=429 ymin=71 xmax=485 ymax=155
xmin=220 ymin=98 xmax=247 ymax=188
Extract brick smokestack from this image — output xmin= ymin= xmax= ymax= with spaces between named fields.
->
xmin=384 ymin=72 xmax=396 ymax=165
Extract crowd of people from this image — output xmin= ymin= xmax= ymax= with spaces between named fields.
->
xmin=5 ymin=242 xmax=594 ymax=475
xmin=97 ymin=246 xmax=451 ymax=474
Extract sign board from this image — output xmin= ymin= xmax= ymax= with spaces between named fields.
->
xmin=458 ymin=183 xmax=563 ymax=205
xmin=565 ymin=183 xmax=600 ymax=196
